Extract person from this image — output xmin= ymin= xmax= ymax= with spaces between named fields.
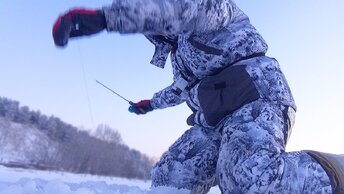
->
xmin=52 ymin=0 xmax=344 ymax=193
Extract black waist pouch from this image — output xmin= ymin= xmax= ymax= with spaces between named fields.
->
xmin=198 ymin=65 xmax=260 ymax=126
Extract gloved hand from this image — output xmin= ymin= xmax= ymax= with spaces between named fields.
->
xmin=129 ymin=100 xmax=154 ymax=115
xmin=52 ymin=8 xmax=106 ymax=47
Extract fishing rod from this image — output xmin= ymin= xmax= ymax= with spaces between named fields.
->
xmin=95 ymin=80 xmax=145 ymax=114
xmin=96 ymin=80 xmax=133 ymax=104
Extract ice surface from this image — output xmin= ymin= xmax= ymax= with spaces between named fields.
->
xmin=0 ymin=165 xmax=221 ymax=194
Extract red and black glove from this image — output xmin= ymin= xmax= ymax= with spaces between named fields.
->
xmin=129 ymin=100 xmax=154 ymax=115
xmin=52 ymin=8 xmax=106 ymax=47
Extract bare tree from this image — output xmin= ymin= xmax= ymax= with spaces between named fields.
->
xmin=93 ymin=124 xmax=123 ymax=144
xmin=0 ymin=96 xmax=154 ymax=179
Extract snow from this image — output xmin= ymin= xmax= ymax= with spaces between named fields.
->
xmin=0 ymin=165 xmax=221 ymax=194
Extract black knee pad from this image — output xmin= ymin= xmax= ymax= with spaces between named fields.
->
xmin=305 ymin=150 xmax=344 ymax=194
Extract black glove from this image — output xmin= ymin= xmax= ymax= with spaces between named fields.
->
xmin=52 ymin=8 xmax=106 ymax=47
xmin=129 ymin=100 xmax=154 ymax=115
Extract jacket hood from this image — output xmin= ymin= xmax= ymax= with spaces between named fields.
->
xmin=145 ymin=35 xmax=177 ymax=69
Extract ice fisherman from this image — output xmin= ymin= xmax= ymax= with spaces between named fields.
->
xmin=52 ymin=0 xmax=344 ymax=193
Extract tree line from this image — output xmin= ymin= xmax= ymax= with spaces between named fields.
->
xmin=0 ymin=96 xmax=154 ymax=180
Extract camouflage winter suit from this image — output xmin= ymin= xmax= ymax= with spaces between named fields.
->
xmin=103 ymin=0 xmax=332 ymax=193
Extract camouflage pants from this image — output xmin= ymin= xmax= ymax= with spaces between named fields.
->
xmin=217 ymin=100 xmax=332 ymax=193
xmin=151 ymin=125 xmax=222 ymax=193
xmin=151 ymin=100 xmax=332 ymax=194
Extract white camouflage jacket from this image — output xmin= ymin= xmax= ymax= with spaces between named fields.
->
xmin=103 ymin=0 xmax=295 ymax=127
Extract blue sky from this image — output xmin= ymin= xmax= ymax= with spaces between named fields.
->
xmin=1 ymin=0 xmax=343 ymax=158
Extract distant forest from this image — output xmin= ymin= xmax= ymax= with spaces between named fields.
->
xmin=0 ymin=96 xmax=154 ymax=180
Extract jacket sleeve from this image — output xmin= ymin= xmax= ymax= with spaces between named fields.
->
xmin=150 ymin=67 xmax=188 ymax=109
xmin=102 ymin=0 xmax=233 ymax=35
xmin=150 ymin=85 xmax=186 ymax=109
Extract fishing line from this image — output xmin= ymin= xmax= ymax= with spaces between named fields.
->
xmin=77 ymin=43 xmax=95 ymax=129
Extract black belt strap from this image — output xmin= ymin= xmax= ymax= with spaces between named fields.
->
xmin=185 ymin=52 xmax=266 ymax=91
